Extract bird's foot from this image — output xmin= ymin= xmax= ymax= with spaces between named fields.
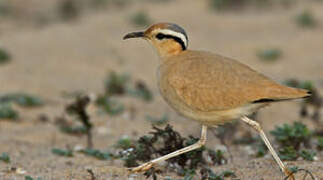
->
xmin=284 ymin=168 xmax=295 ymax=180
xmin=129 ymin=162 xmax=154 ymax=173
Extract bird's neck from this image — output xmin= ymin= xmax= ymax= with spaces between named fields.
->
xmin=155 ymin=42 xmax=184 ymax=59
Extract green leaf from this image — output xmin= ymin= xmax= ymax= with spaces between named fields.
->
xmin=299 ymin=149 xmax=316 ymax=161
xmin=130 ymin=11 xmax=151 ymax=27
xmin=145 ymin=114 xmax=168 ymax=126
xmin=25 ymin=176 xmax=34 ymax=180
xmin=96 ymin=96 xmax=124 ymax=115
xmin=270 ymin=121 xmax=311 ymax=149
xmin=0 ymin=152 xmax=10 ymax=163
xmin=115 ymin=136 xmax=133 ymax=149
xmin=183 ymin=169 xmax=196 ymax=180
xmin=0 ymin=103 xmax=18 ymax=119
xmin=295 ymin=10 xmax=317 ymax=28
xmin=318 ymin=137 xmax=323 ymax=151
xmin=104 ymin=71 xmax=130 ymax=96
xmin=51 ymin=148 xmax=73 ymax=157
xmin=0 ymin=48 xmax=11 ymax=64
xmin=127 ymin=82 xmax=153 ymax=102
xmin=80 ymin=149 xmax=112 ymax=160
xmin=257 ymin=48 xmax=282 ymax=61
xmin=0 ymin=93 xmax=43 ymax=107
xmin=278 ymin=146 xmax=298 ymax=160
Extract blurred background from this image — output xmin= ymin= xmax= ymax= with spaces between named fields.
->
xmin=0 ymin=0 xmax=322 ymax=179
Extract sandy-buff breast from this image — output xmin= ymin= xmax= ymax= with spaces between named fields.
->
xmin=157 ymin=50 xmax=309 ymax=125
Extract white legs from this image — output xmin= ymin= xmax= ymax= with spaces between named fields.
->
xmin=131 ymin=125 xmax=208 ymax=172
xmin=131 ymin=118 xmax=294 ymax=179
xmin=241 ymin=116 xmax=293 ymax=178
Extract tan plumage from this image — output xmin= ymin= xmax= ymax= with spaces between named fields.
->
xmin=158 ymin=50 xmax=309 ymax=126
xmin=123 ymin=23 xmax=308 ymax=178
xmin=161 ymin=50 xmax=308 ymax=111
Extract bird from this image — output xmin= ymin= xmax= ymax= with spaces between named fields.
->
xmin=123 ymin=22 xmax=310 ymax=178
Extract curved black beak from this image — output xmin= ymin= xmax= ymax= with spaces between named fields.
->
xmin=123 ymin=31 xmax=145 ymax=40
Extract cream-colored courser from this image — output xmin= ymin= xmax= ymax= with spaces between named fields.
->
xmin=123 ymin=23 xmax=310 ymax=178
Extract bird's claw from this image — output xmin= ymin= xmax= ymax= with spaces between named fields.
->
xmin=129 ymin=162 xmax=154 ymax=173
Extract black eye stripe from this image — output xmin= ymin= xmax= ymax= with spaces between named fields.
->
xmin=156 ymin=33 xmax=165 ymax=40
xmin=155 ymin=33 xmax=187 ymax=50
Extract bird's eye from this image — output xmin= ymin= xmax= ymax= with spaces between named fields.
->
xmin=156 ymin=33 xmax=165 ymax=40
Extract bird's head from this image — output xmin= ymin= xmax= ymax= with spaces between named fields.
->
xmin=123 ymin=23 xmax=188 ymax=58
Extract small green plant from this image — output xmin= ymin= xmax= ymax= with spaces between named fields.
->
xmin=183 ymin=169 xmax=196 ymax=180
xmin=80 ymin=148 xmax=112 ymax=160
xmin=284 ymin=79 xmax=314 ymax=91
xmin=91 ymin=0 xmax=109 ymax=8
xmin=207 ymin=149 xmax=227 ymax=165
xmin=115 ymin=136 xmax=133 ymax=149
xmin=270 ymin=121 xmax=311 ymax=150
xmin=0 ymin=152 xmax=10 ymax=163
xmin=295 ymin=10 xmax=317 ymax=28
xmin=145 ymin=114 xmax=169 ymax=126
xmin=318 ymin=137 xmax=323 ymax=151
xmin=278 ymin=146 xmax=298 ymax=160
xmin=0 ymin=93 xmax=43 ymax=107
xmin=209 ymin=0 xmax=248 ymax=10
xmin=96 ymin=96 xmax=125 ymax=115
xmin=0 ymin=48 xmax=11 ymax=64
xmin=25 ymin=176 xmax=42 ymax=180
xmin=64 ymin=95 xmax=94 ymax=148
xmin=257 ymin=48 xmax=282 ymax=61
xmin=51 ymin=148 xmax=73 ymax=157
xmin=299 ymin=149 xmax=316 ymax=161
xmin=130 ymin=11 xmax=151 ymax=27
xmin=60 ymin=126 xmax=87 ymax=135
xmin=0 ymin=1 xmax=11 ymax=16
xmin=284 ymin=79 xmax=321 ymax=122
xmin=117 ymin=125 xmax=227 ymax=174
xmin=58 ymin=0 xmax=80 ymax=21
xmin=200 ymin=168 xmax=236 ymax=180
xmin=104 ymin=71 xmax=130 ymax=96
xmin=0 ymin=103 xmax=18 ymax=120
xmin=128 ymin=81 xmax=153 ymax=102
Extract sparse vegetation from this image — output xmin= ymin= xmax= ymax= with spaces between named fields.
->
xmin=56 ymin=95 xmax=94 ymax=148
xmin=0 ymin=93 xmax=44 ymax=107
xmin=278 ymin=146 xmax=298 ymax=160
xmin=208 ymin=0 xmax=294 ymax=11
xmin=58 ymin=0 xmax=80 ymax=21
xmin=0 ymin=152 xmax=10 ymax=163
xmin=299 ymin=149 xmax=316 ymax=161
xmin=0 ymin=0 xmax=322 ymax=179
xmin=269 ymin=122 xmax=320 ymax=161
xmin=104 ymin=71 xmax=130 ymax=96
xmin=96 ymin=96 xmax=125 ymax=115
xmin=80 ymin=148 xmax=112 ymax=160
xmin=0 ymin=1 xmax=11 ymax=16
xmin=96 ymin=71 xmax=153 ymax=115
xmin=295 ymin=10 xmax=317 ymax=28
xmin=145 ymin=114 xmax=169 ymax=126
xmin=270 ymin=121 xmax=311 ymax=150
xmin=257 ymin=48 xmax=282 ymax=62
xmin=25 ymin=176 xmax=43 ymax=180
xmin=0 ymin=103 xmax=18 ymax=120
xmin=284 ymin=79 xmax=322 ymax=122
xmin=318 ymin=137 xmax=323 ymax=151
xmin=51 ymin=148 xmax=74 ymax=157
xmin=117 ymin=125 xmax=229 ymax=176
xmin=128 ymin=81 xmax=153 ymax=102
xmin=130 ymin=11 xmax=151 ymax=27
xmin=0 ymin=48 xmax=11 ymax=64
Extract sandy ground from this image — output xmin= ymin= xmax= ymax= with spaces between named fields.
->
xmin=0 ymin=0 xmax=323 ymax=179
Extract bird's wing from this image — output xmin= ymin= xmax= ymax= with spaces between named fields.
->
xmin=166 ymin=51 xmax=308 ymax=112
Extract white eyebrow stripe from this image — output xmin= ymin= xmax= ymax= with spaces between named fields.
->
xmin=155 ymin=29 xmax=188 ymax=48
